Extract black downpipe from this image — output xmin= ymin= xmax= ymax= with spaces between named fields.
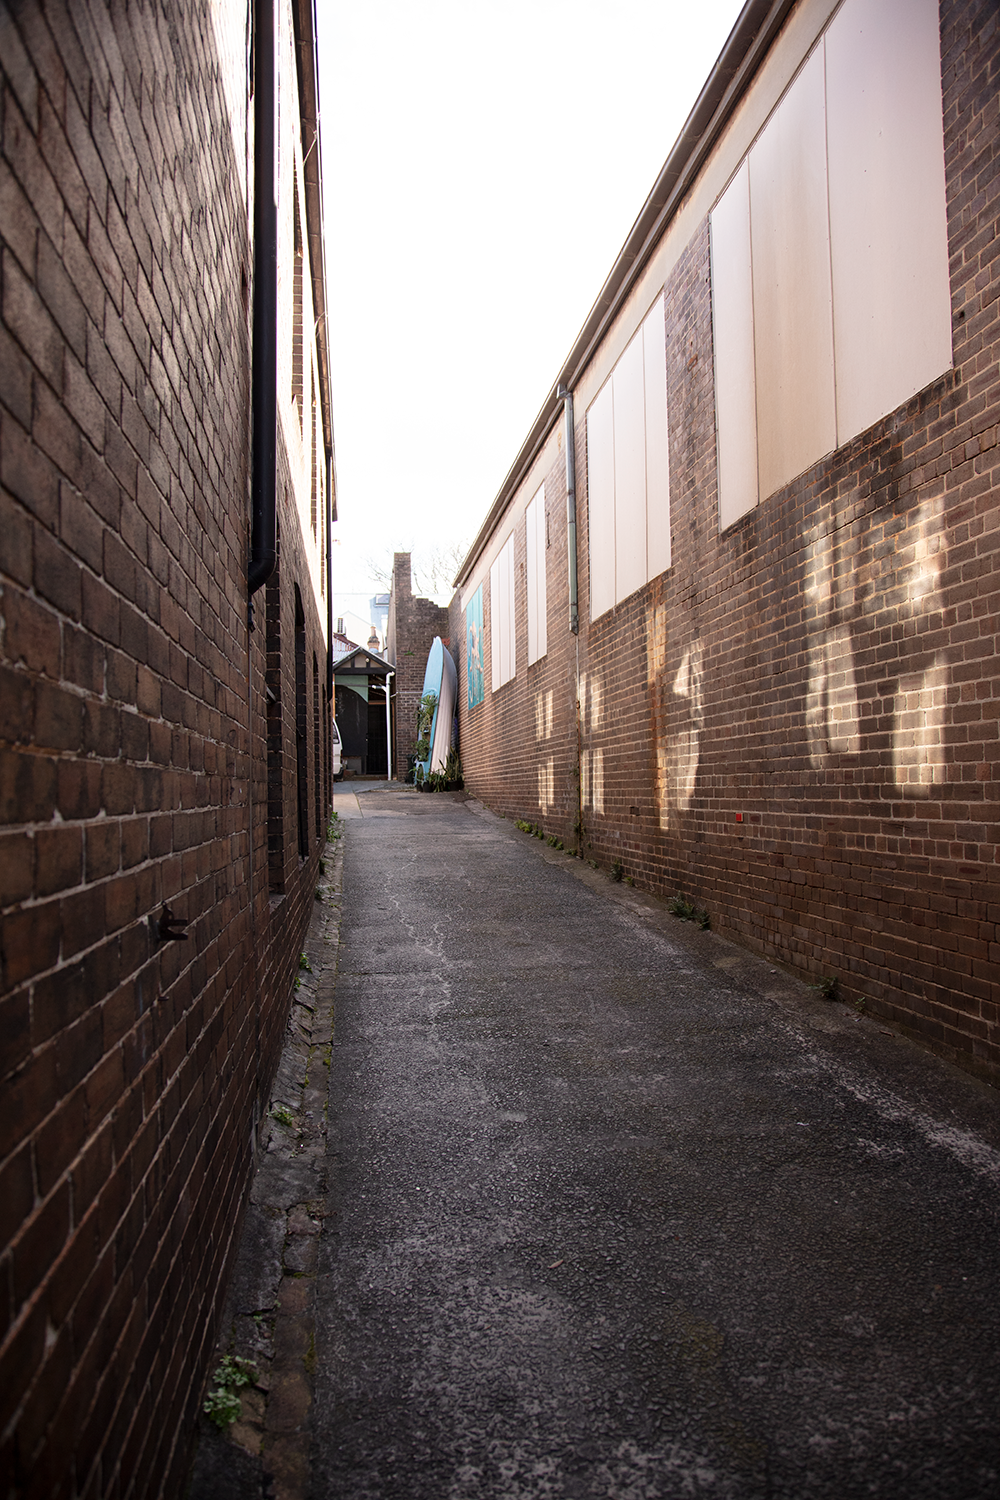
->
xmin=558 ymin=385 xmax=579 ymax=635
xmin=249 ymin=0 xmax=277 ymax=604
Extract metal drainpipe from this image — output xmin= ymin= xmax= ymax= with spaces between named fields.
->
xmin=248 ymin=0 xmax=277 ymax=607
xmin=385 ymin=670 xmax=394 ymax=781
xmin=558 ymin=385 xmax=579 ymax=636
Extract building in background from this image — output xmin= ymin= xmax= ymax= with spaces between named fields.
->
xmin=370 ymin=592 xmax=390 ymax=646
xmin=0 ymin=1 xmax=334 ymax=1494
xmin=333 ymin=641 xmax=393 ymax=777
xmin=451 ymin=0 xmax=1000 ymax=1084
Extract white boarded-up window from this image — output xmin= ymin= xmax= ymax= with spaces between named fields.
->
xmin=587 ymin=380 xmax=616 ymax=620
xmin=750 ymin=46 xmax=836 ymax=502
xmin=490 ymin=532 xmax=516 ymax=692
xmin=711 ymin=162 xmax=758 ymax=530
xmin=711 ymin=0 xmax=951 ymax=529
xmin=826 ymin=0 xmax=952 ymax=440
xmin=586 ymin=296 xmax=672 ymax=621
xmin=526 ymin=484 xmax=546 ymax=665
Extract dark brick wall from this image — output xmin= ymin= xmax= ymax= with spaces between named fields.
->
xmin=387 ymin=552 xmax=449 ymax=778
xmin=0 ymin=4 xmax=330 ymax=1496
xmin=456 ymin=0 xmax=1000 ymax=1084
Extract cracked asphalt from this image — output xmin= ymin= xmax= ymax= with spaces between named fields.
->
xmin=308 ymin=787 xmax=1000 ymax=1500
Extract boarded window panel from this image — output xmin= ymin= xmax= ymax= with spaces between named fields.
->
xmin=587 ymin=381 xmax=616 ymax=621
xmin=490 ymin=555 xmax=501 ymax=693
xmin=501 ymin=534 xmax=515 ymax=686
xmin=711 ymin=163 xmax=759 ymax=529
xmin=535 ymin=488 xmax=546 ymax=660
xmin=526 ymin=491 xmax=538 ymax=665
xmin=490 ymin=537 xmax=516 ymax=691
xmin=643 ymin=298 xmax=671 ymax=577
xmin=526 ymin=484 xmax=546 ymax=665
xmin=749 ymin=47 xmax=836 ymax=501
xmin=498 ymin=542 xmax=510 ymax=687
xmin=613 ymin=331 xmax=647 ymax=604
xmin=826 ymin=0 xmax=952 ymax=442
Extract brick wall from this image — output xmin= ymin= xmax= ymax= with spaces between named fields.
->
xmin=386 ymin=552 xmax=449 ymax=778
xmin=0 ymin=4 xmax=331 ymax=1496
xmin=455 ymin=0 xmax=1000 ymax=1084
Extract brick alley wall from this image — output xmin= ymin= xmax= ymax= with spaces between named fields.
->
xmin=455 ymin=0 xmax=1000 ymax=1084
xmin=0 ymin=4 xmax=330 ymax=1497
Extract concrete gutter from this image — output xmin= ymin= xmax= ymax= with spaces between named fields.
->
xmin=454 ymin=0 xmax=796 ymax=591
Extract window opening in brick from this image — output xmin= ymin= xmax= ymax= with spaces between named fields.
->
xmin=265 ymin=534 xmax=284 ymax=893
xmin=294 ymin=586 xmax=309 ymax=858
xmin=311 ymin=367 xmax=318 ymax=537
xmin=313 ymin=654 xmax=321 ymax=840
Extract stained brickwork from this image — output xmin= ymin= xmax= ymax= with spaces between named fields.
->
xmin=0 ymin=4 xmax=331 ymax=1497
xmin=386 ymin=552 xmax=449 ymax=778
xmin=455 ymin=0 xmax=1000 ymax=1084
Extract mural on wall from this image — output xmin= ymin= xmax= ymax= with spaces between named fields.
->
xmin=466 ymin=585 xmax=484 ymax=709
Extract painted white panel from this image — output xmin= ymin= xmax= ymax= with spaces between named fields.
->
xmin=750 ymin=47 xmax=836 ymax=500
xmin=613 ymin=330 xmax=647 ymax=604
xmin=501 ymin=536 xmax=514 ymax=686
xmin=826 ymin=0 xmax=952 ymax=441
xmin=710 ymin=163 xmax=759 ymax=529
xmin=643 ymin=299 xmax=671 ymax=577
xmin=526 ymin=484 xmax=546 ymax=664
xmin=587 ymin=381 xmax=616 ymax=620
xmin=489 ymin=554 xmax=501 ymax=694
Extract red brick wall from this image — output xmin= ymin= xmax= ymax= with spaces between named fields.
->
xmin=387 ymin=552 xmax=449 ymax=777
xmin=456 ymin=0 xmax=1000 ymax=1083
xmin=0 ymin=5 xmax=330 ymax=1496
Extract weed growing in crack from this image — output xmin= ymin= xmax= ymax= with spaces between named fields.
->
xmin=203 ymin=1356 xmax=257 ymax=1429
xmin=668 ymin=892 xmax=710 ymax=929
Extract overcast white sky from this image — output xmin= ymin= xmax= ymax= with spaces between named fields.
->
xmin=316 ymin=0 xmax=745 ymax=617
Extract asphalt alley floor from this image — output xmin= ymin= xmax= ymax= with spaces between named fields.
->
xmin=189 ymin=786 xmax=1000 ymax=1500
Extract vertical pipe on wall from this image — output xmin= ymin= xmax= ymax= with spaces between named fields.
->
xmin=385 ymin=670 xmax=394 ymax=781
xmin=558 ymin=385 xmax=579 ymax=635
xmin=249 ymin=0 xmax=278 ymax=602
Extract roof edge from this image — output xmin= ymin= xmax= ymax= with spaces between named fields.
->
xmin=293 ymin=0 xmax=335 ymax=469
xmin=454 ymin=0 xmax=795 ymax=591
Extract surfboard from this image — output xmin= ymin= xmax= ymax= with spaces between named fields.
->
xmin=418 ymin=637 xmax=457 ymax=776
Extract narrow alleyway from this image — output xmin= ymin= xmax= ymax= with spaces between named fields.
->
xmin=191 ymin=786 xmax=1000 ymax=1500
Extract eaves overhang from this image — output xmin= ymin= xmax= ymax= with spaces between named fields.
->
xmin=293 ymin=0 xmax=337 ymax=516
xmin=454 ymin=0 xmax=796 ymax=592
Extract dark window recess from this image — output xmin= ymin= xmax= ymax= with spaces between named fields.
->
xmin=323 ymin=685 xmax=331 ymax=810
xmin=312 ymin=654 xmax=321 ymax=840
xmin=295 ymin=587 xmax=309 ymax=858
xmin=265 ymin=542 xmax=284 ymax=893
xmin=311 ymin=367 xmax=318 ymax=537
